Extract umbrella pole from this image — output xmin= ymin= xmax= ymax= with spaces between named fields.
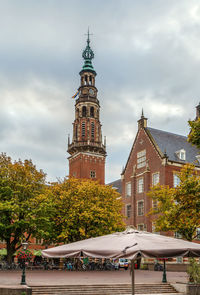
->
xmin=131 ymin=260 xmax=135 ymax=295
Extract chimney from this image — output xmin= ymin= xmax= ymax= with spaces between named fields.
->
xmin=138 ymin=109 xmax=147 ymax=130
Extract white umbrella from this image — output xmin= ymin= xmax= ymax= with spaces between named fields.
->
xmin=42 ymin=228 xmax=200 ymax=294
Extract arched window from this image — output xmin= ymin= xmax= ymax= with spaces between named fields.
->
xmin=89 ymin=75 xmax=92 ymax=85
xmin=90 ymin=107 xmax=94 ymax=117
xmin=75 ymin=125 xmax=78 ymax=139
xmin=91 ymin=122 xmax=95 ymax=139
xmin=82 ymin=106 xmax=86 ymax=117
xmin=82 ymin=122 xmax=86 ymax=138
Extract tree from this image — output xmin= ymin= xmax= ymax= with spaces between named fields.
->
xmin=0 ymin=153 xmax=48 ymax=263
xmin=148 ymin=164 xmax=200 ymax=241
xmin=188 ymin=118 xmax=200 ymax=149
xmin=42 ymin=178 xmax=125 ymax=244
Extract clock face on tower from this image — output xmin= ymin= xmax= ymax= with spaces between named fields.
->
xmin=89 ymin=88 xmax=95 ymax=95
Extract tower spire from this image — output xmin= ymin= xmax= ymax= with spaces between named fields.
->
xmin=81 ymin=29 xmax=96 ymax=74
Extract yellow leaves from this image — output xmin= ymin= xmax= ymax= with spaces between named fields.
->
xmin=44 ymin=178 xmax=125 ymax=243
xmin=148 ymin=164 xmax=200 ymax=240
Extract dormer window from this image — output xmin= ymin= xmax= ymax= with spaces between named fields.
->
xmin=196 ymin=155 xmax=200 ymax=164
xmin=176 ymin=149 xmax=186 ymax=161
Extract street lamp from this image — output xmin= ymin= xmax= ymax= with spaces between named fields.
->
xmin=20 ymin=241 xmax=28 ymax=285
xmin=162 ymin=259 xmax=167 ymax=283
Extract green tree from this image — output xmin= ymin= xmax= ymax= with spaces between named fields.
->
xmin=188 ymin=118 xmax=200 ymax=149
xmin=0 ymin=153 xmax=48 ymax=263
xmin=148 ymin=164 xmax=200 ymax=241
xmin=43 ymin=178 xmax=125 ymax=244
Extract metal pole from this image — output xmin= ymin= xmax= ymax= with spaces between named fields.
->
xmin=162 ymin=259 xmax=167 ymax=283
xmin=131 ymin=260 xmax=135 ymax=295
xmin=21 ymin=261 xmax=26 ymax=285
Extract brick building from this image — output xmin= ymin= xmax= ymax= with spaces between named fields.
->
xmin=68 ymin=32 xmax=106 ymax=184
xmin=121 ymin=104 xmax=200 ymax=234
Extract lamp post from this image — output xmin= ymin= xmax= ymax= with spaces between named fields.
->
xmin=162 ymin=259 xmax=167 ymax=283
xmin=20 ymin=242 xmax=28 ymax=285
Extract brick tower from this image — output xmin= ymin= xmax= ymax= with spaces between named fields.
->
xmin=68 ymin=32 xmax=106 ymax=184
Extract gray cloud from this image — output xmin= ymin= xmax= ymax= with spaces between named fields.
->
xmin=0 ymin=0 xmax=199 ymax=182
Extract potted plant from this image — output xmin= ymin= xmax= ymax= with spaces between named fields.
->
xmin=187 ymin=258 xmax=200 ymax=295
xmin=16 ymin=249 xmax=33 ymax=265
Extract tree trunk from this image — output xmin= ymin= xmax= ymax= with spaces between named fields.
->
xmin=6 ymin=241 xmax=16 ymax=265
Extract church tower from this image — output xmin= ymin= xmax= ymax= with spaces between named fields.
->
xmin=68 ymin=32 xmax=106 ymax=184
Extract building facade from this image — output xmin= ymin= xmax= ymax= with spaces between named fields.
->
xmin=121 ymin=105 xmax=200 ymax=234
xmin=68 ymin=33 xmax=106 ymax=184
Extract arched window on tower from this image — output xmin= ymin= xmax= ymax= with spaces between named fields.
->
xmin=91 ymin=122 xmax=95 ymax=140
xmin=85 ymin=75 xmax=87 ymax=85
xmin=82 ymin=122 xmax=86 ymax=138
xmin=89 ymin=75 xmax=92 ymax=85
xmin=90 ymin=107 xmax=94 ymax=117
xmin=82 ymin=106 xmax=86 ymax=117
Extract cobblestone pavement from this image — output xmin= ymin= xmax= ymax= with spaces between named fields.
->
xmin=0 ymin=270 xmax=188 ymax=286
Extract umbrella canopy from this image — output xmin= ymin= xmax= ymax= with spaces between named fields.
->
xmin=42 ymin=228 xmax=200 ymax=259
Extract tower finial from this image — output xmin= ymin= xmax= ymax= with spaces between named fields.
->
xmin=80 ymin=29 xmax=96 ymax=74
xmin=141 ymin=108 xmax=144 ymax=118
xmin=87 ymin=27 xmax=90 ymax=45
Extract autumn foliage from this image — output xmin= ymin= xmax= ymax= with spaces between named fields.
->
xmin=42 ymin=178 xmax=125 ymax=244
xmin=148 ymin=164 xmax=200 ymax=241
xmin=0 ymin=153 xmax=125 ymax=263
xmin=188 ymin=118 xmax=200 ymax=150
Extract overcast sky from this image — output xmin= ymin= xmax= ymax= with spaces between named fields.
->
xmin=0 ymin=0 xmax=200 ymax=183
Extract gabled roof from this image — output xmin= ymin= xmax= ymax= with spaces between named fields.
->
xmin=108 ymin=179 xmax=122 ymax=194
xmin=146 ymin=127 xmax=200 ymax=166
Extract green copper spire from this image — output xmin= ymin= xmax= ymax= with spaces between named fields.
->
xmin=81 ymin=29 xmax=96 ymax=73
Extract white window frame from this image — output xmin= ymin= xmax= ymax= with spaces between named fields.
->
xmin=137 ymin=200 xmax=144 ymax=216
xmin=126 ymin=204 xmax=131 ymax=218
xmin=152 ymin=172 xmax=159 ymax=186
xmin=196 ymin=155 xmax=200 ymax=164
xmin=137 ymin=150 xmax=146 ymax=169
xmin=137 ymin=177 xmax=144 ymax=193
xmin=173 ymin=174 xmax=180 ymax=188
xmin=196 ymin=228 xmax=200 ymax=240
xmin=174 ymin=232 xmax=182 ymax=239
xmin=90 ymin=171 xmax=96 ymax=178
xmin=137 ymin=223 xmax=146 ymax=231
xmin=175 ymin=149 xmax=186 ymax=161
xmin=125 ymin=182 xmax=131 ymax=197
